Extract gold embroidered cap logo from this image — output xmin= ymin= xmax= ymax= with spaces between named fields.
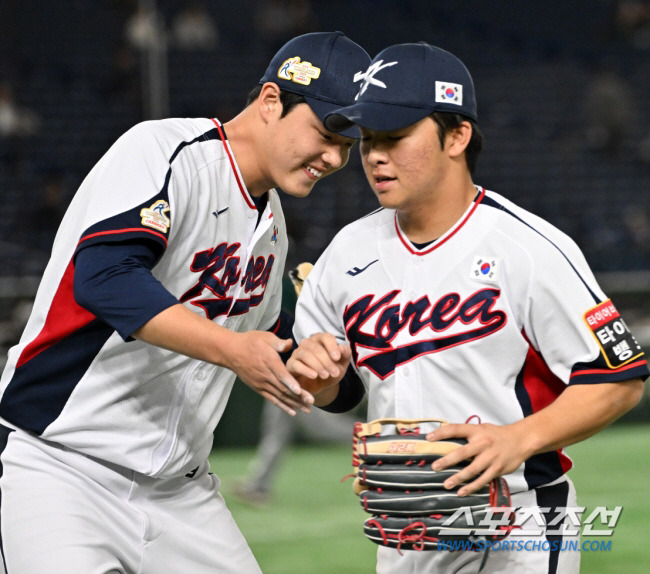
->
xmin=277 ymin=57 xmax=321 ymax=85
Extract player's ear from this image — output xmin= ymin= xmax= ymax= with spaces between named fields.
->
xmin=447 ymin=121 xmax=472 ymax=158
xmin=257 ymin=82 xmax=283 ymax=123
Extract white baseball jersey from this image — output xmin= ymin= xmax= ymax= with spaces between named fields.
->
xmin=294 ymin=187 xmax=648 ymax=493
xmin=0 ymin=117 xmax=288 ymax=479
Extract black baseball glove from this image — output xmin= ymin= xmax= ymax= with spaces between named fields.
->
xmin=351 ymin=418 xmax=515 ymax=552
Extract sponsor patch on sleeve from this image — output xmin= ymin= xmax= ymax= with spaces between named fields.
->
xmin=140 ymin=200 xmax=171 ymax=233
xmin=584 ymin=300 xmax=644 ymax=368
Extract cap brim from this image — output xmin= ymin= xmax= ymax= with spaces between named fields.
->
xmin=304 ymin=96 xmax=362 ymax=139
xmin=325 ymin=101 xmax=432 ymax=133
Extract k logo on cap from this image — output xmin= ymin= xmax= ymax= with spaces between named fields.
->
xmin=353 ymin=60 xmax=398 ymax=100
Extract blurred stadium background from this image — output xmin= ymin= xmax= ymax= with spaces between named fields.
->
xmin=1 ymin=1 xmax=649 ymax=571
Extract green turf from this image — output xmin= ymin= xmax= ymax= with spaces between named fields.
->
xmin=212 ymin=445 xmax=376 ymax=574
xmin=211 ymin=423 xmax=650 ymax=573
xmin=565 ymin=424 xmax=650 ymax=574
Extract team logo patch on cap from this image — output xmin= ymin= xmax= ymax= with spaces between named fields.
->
xmin=584 ymin=300 xmax=644 ymax=368
xmin=435 ymin=81 xmax=463 ymax=106
xmin=140 ymin=200 xmax=170 ymax=233
xmin=470 ymin=256 xmax=499 ymax=283
xmin=353 ymin=60 xmax=398 ymax=99
xmin=277 ymin=57 xmax=320 ymax=85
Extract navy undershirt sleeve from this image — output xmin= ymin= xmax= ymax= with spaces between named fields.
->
xmin=74 ymin=240 xmax=179 ymax=340
xmin=269 ymin=309 xmax=294 ymax=341
xmin=268 ymin=309 xmax=296 ymax=363
xmin=319 ymin=366 xmax=366 ymax=413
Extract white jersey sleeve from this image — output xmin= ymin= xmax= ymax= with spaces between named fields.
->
xmin=487 ymin=193 xmax=646 ymax=385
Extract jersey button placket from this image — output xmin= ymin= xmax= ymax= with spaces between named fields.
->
xmin=393 ymin=273 xmax=409 ymax=418
xmin=188 ymin=368 xmax=208 ymax=404
xmin=395 ymin=254 xmax=423 ymax=417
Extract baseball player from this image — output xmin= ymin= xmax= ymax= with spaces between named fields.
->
xmin=0 ymin=32 xmax=369 ymax=574
xmin=287 ymin=42 xmax=648 ymax=574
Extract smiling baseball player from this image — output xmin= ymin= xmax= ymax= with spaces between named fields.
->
xmin=288 ymin=42 xmax=648 ymax=573
xmin=0 ymin=32 xmax=369 ymax=574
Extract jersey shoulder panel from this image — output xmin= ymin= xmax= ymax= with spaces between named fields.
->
xmin=133 ymin=117 xmax=220 ymax=149
xmin=478 ymin=190 xmax=599 ymax=293
xmin=106 ymin=118 xmax=219 ymax=172
xmin=71 ymin=118 xmax=225 ymax=254
xmin=329 ymin=207 xmax=391 ymax=247
xmin=479 ymin=190 xmax=583 ymax=256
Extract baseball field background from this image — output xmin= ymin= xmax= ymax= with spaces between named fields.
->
xmin=213 ymin=421 xmax=650 ymax=573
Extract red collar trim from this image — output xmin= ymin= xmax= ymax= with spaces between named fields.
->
xmin=211 ymin=119 xmax=256 ymax=210
xmin=395 ymin=187 xmax=486 ymax=255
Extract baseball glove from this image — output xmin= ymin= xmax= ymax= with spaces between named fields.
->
xmin=351 ymin=418 xmax=514 ymax=552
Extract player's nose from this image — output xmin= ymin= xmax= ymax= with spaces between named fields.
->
xmin=322 ymin=144 xmax=349 ymax=170
xmin=364 ymin=144 xmax=388 ymax=166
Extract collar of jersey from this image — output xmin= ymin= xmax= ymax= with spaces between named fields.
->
xmin=211 ymin=118 xmax=257 ymax=211
xmin=395 ymin=186 xmax=486 ymax=255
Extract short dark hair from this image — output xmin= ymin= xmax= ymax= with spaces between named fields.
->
xmin=430 ymin=112 xmax=483 ymax=174
xmin=246 ymin=85 xmax=307 ymax=118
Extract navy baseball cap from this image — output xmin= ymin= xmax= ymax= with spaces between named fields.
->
xmin=259 ymin=31 xmax=370 ymax=138
xmin=324 ymin=42 xmax=477 ymax=133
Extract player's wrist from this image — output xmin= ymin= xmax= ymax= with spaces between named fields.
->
xmin=510 ymin=419 xmax=545 ymax=459
xmin=311 ymin=382 xmax=340 ymax=407
xmin=207 ymin=325 xmax=242 ymax=370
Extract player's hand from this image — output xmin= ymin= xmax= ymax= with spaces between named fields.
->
xmin=426 ymin=422 xmax=533 ymax=496
xmin=287 ymin=333 xmax=352 ymax=397
xmin=224 ymin=330 xmax=315 ymax=416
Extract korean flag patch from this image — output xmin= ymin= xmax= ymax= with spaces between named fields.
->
xmin=471 ymin=256 xmax=499 ymax=283
xmin=584 ymin=300 xmax=644 ymax=368
xmin=435 ymin=81 xmax=463 ymax=106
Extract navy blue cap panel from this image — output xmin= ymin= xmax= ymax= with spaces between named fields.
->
xmin=259 ymin=31 xmax=370 ymax=129
xmin=324 ymin=42 xmax=477 ymax=133
xmin=305 ymin=96 xmax=363 ymax=138
xmin=325 ymin=102 xmax=432 ymax=133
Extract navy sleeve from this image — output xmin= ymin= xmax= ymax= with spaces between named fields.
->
xmin=319 ymin=366 xmax=366 ymax=413
xmin=74 ymin=240 xmax=179 ymax=340
xmin=269 ymin=309 xmax=297 ymax=363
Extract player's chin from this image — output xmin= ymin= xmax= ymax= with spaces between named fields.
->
xmin=281 ymin=180 xmax=317 ymax=198
xmin=374 ymin=190 xmax=400 ymax=209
